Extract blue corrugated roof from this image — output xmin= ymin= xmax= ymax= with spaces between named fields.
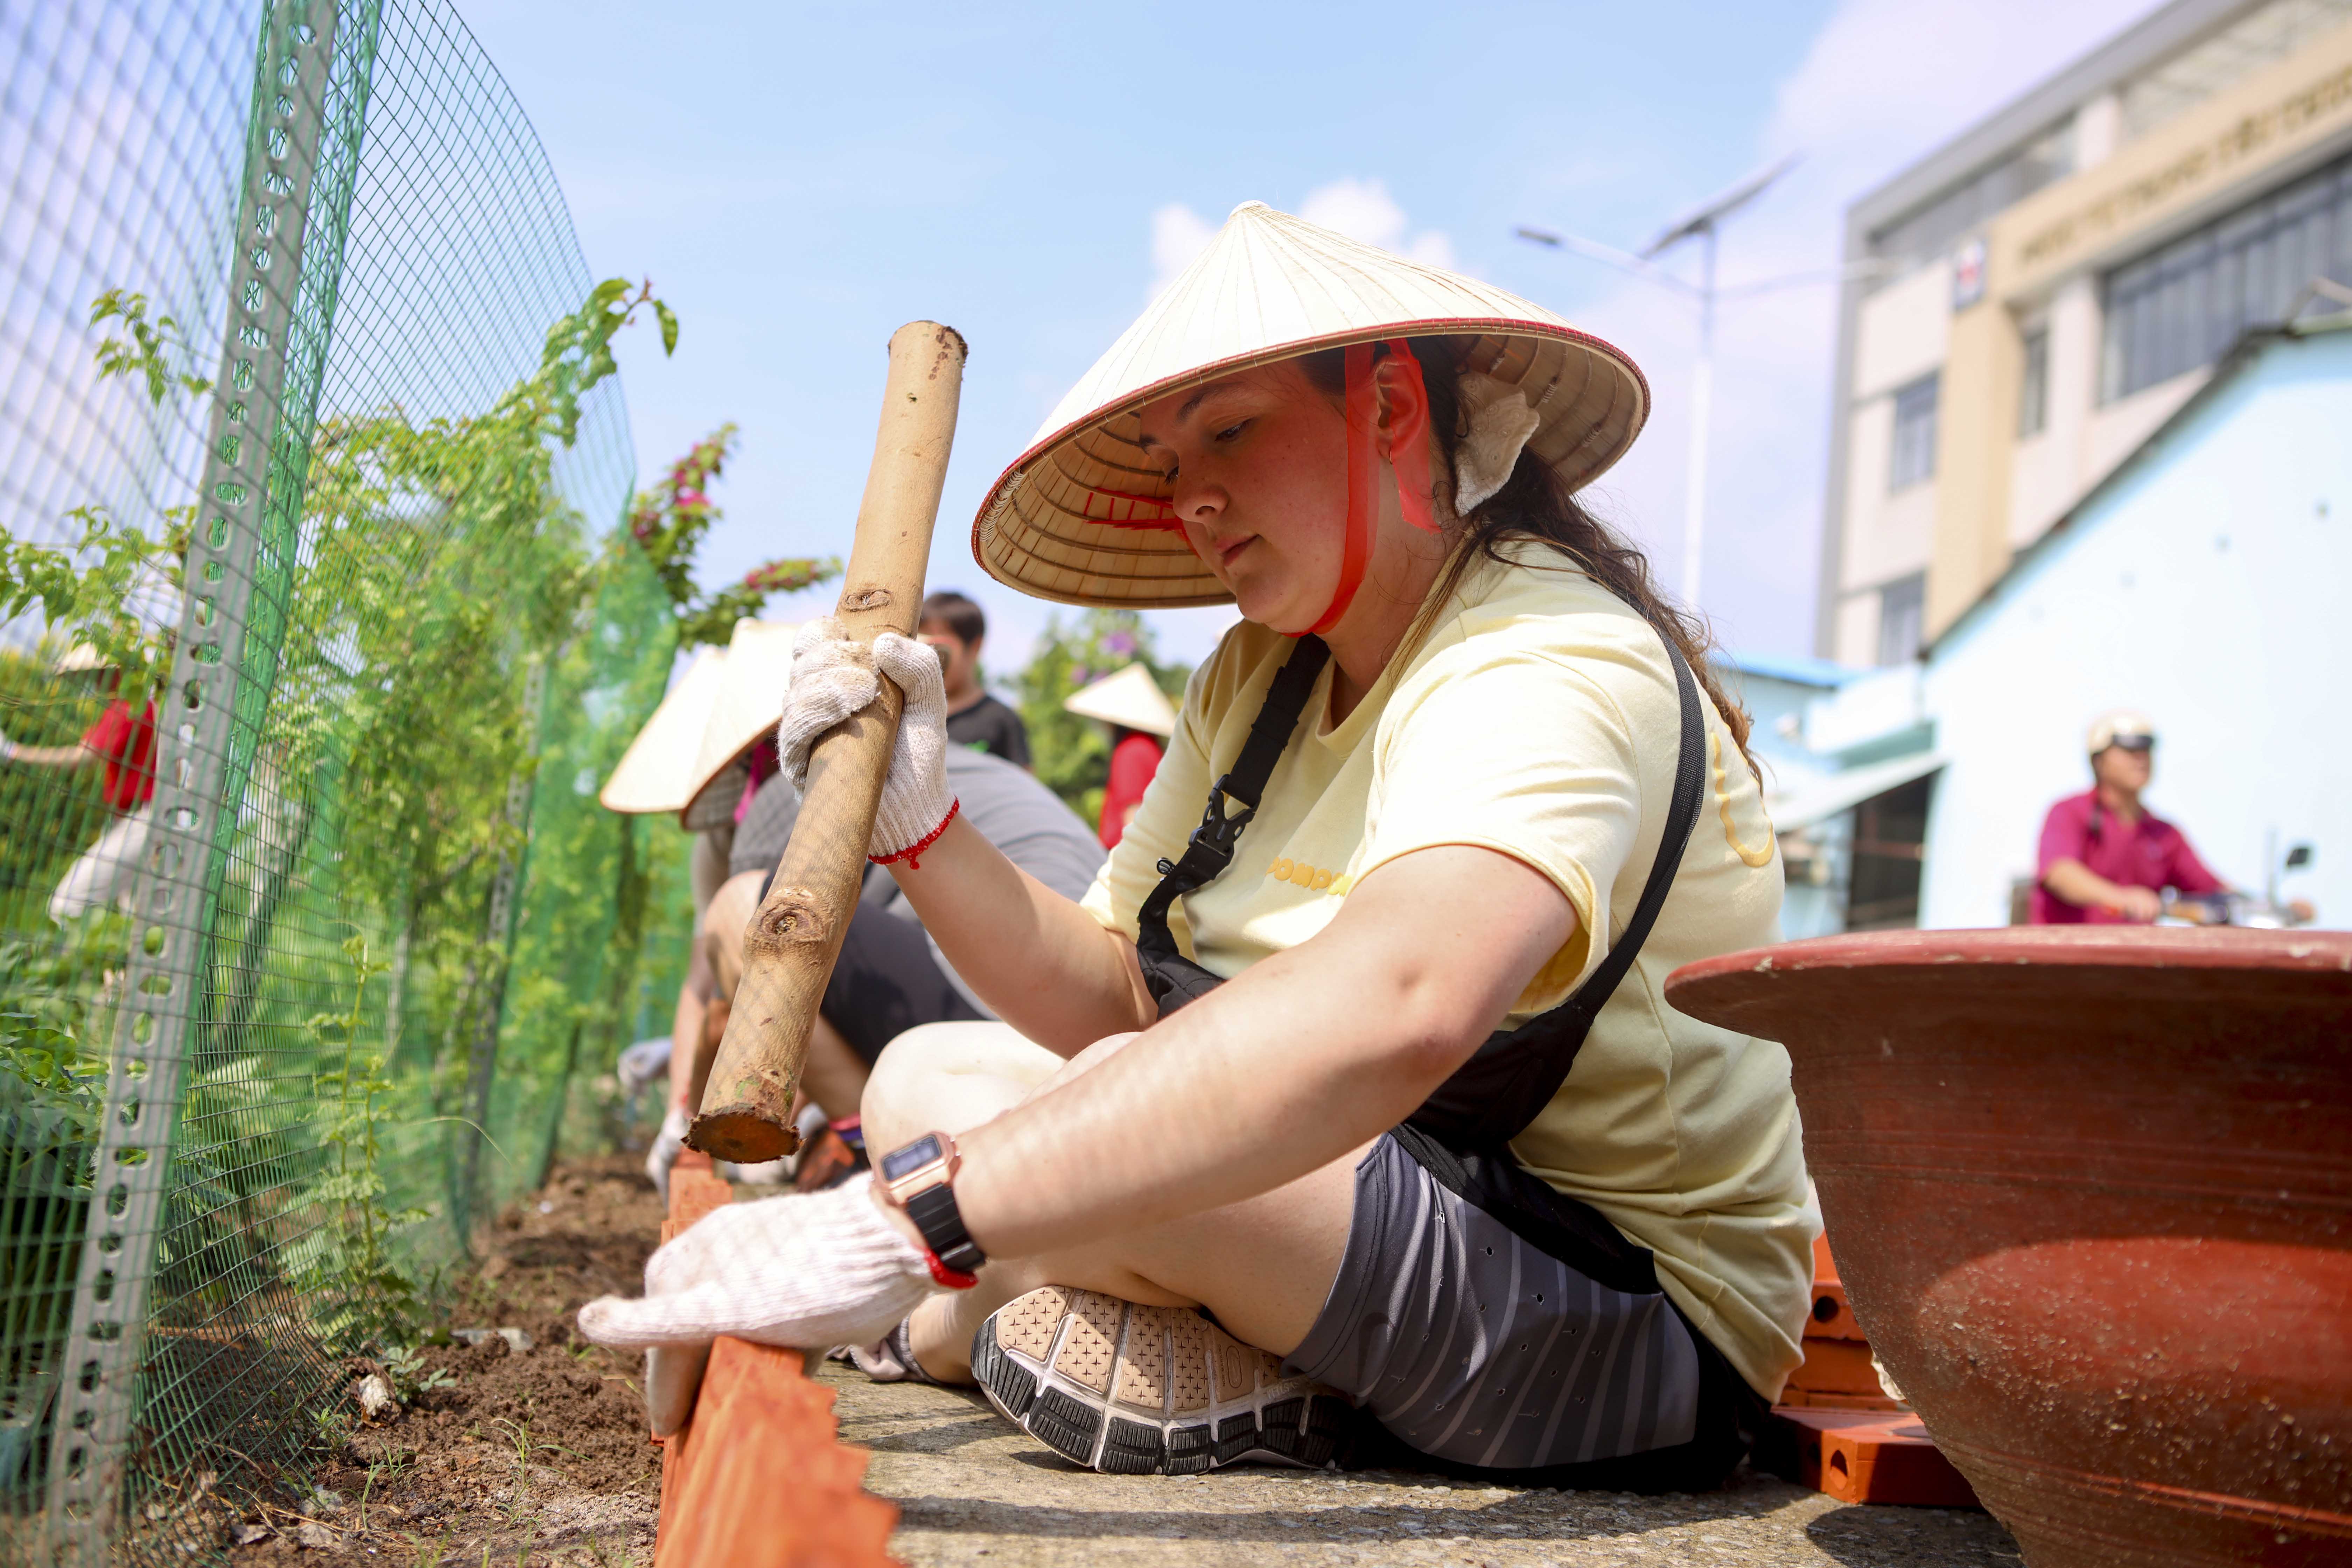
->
xmin=1720 ymin=649 xmax=1861 ymax=689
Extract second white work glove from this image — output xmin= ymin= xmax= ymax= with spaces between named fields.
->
xmin=775 ymin=618 xmax=957 ymax=867
xmin=644 ymin=1103 xmax=690 ymax=1205
xmin=576 ymin=1174 xmax=945 ymax=1352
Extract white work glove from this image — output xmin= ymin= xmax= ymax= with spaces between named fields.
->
xmin=775 ymin=618 xmax=957 ymax=867
xmin=645 ymin=1103 xmax=690 ymax=1205
xmin=576 ymin=1174 xmax=943 ymax=1352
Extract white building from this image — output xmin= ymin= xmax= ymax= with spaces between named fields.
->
xmin=1818 ymin=0 xmax=2352 ymax=668
xmin=1797 ymin=315 xmax=2348 ymax=929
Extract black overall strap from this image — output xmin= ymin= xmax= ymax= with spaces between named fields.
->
xmin=1400 ymin=637 xmax=1709 ymax=1149
xmin=1540 ymin=637 xmax=1708 ymax=1060
xmin=1134 ymin=637 xmax=1330 ymax=1002
xmin=1385 ymin=635 xmax=1710 ymax=1287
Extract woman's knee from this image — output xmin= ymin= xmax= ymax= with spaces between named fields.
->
xmin=861 ymin=1021 xmax=1061 ymax=1151
xmin=1013 ymin=1030 xmax=1141 ymax=1106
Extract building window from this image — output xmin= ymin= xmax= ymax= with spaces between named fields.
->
xmin=2101 ymin=148 xmax=2352 ymax=402
xmin=1888 ymin=374 xmax=1939 ymax=491
xmin=2018 ymin=327 xmax=2050 ymax=438
xmin=1863 ymin=119 xmax=2074 ymax=288
xmin=2119 ymin=0 xmax=2352 ymax=140
xmin=1846 ymin=775 xmax=1935 ymax=931
xmin=1876 ymin=573 xmax=1925 ymax=667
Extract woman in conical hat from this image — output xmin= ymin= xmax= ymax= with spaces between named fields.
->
xmin=1063 ymin=663 xmax=1176 ymax=849
xmin=582 ymin=202 xmax=1811 ymax=1486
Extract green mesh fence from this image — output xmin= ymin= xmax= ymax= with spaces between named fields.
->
xmin=0 ymin=1 xmax=686 ymax=1556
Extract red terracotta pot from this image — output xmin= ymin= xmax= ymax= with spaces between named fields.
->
xmin=1666 ymin=928 xmax=2352 ymax=1568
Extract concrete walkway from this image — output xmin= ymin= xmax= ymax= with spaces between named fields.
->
xmin=822 ymin=1365 xmax=2023 ymax=1567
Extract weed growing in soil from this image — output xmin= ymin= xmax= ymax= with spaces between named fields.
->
xmin=384 ymin=1343 xmax=457 ymax=1401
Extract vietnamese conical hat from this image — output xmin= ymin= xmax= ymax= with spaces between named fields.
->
xmin=972 ymin=200 xmax=1648 ymax=609
xmin=599 ymin=645 xmax=729 ymax=815
xmin=679 ymin=618 xmax=802 ymax=830
xmin=1063 ymin=662 xmax=1177 ymax=738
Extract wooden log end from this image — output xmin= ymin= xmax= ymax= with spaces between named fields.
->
xmin=687 ymin=1104 xmax=800 ymax=1164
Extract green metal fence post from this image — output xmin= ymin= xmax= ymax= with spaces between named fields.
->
xmin=42 ymin=3 xmax=375 ymax=1555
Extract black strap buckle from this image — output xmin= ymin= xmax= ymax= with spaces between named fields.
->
xmin=1155 ymin=771 xmax=1254 ymax=883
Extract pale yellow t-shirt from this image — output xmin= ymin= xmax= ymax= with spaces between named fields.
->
xmin=1080 ymin=544 xmax=1816 ymax=1400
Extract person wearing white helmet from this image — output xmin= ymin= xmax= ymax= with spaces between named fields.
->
xmin=581 ymin=202 xmax=1809 ymax=1488
xmin=2034 ymin=711 xmax=2245 ymax=924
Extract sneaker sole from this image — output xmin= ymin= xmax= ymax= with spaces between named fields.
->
xmin=972 ymin=1286 xmax=1351 ymax=1475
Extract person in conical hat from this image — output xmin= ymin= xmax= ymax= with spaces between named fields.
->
xmin=581 ymin=201 xmax=1810 ymax=1486
xmin=1062 ymin=663 xmax=1176 ymax=849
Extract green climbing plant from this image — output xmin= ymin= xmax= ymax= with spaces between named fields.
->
xmin=625 ymin=422 xmax=839 ymax=648
xmin=0 ymin=505 xmax=185 ymax=710
xmin=1015 ymin=609 xmax=1190 ymax=822
xmin=285 ymin=934 xmax=431 ymax=1350
xmin=0 ymin=274 xmax=691 ymax=1339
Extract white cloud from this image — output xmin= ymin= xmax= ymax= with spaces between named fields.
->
xmin=1550 ymin=0 xmax=2165 ymax=656
xmin=1146 ymin=177 xmax=1457 ymax=304
xmin=1297 ymin=177 xmax=1456 ymax=268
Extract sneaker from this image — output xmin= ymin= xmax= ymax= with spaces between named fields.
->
xmin=971 ymin=1285 xmax=1352 ymax=1475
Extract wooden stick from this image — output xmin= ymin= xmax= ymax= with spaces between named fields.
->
xmin=687 ymin=321 xmax=967 ymax=1163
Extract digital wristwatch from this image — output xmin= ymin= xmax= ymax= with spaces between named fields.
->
xmin=878 ymin=1130 xmax=986 ymax=1288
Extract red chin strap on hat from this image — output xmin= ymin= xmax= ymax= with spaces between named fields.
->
xmin=1305 ymin=339 xmax=1438 ymax=637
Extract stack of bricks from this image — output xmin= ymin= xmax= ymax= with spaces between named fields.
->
xmin=650 ymin=1150 xmax=902 ymax=1567
xmin=1765 ymin=1234 xmax=1980 ymax=1509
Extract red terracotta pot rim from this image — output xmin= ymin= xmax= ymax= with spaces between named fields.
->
xmin=1667 ymin=927 xmax=2352 ymax=1001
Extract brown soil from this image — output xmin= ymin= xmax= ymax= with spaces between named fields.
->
xmin=222 ymin=1152 xmax=666 ymax=1566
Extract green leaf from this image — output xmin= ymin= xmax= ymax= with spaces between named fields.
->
xmin=655 ymin=300 xmax=679 ymax=356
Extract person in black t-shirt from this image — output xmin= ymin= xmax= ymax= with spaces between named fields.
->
xmin=920 ymin=589 xmax=1030 ymax=767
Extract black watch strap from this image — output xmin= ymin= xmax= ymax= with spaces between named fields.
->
xmin=904 ymin=1182 xmax=986 ymax=1275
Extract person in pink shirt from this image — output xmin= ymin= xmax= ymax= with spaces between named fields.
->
xmin=2032 ymin=711 xmax=2223 ymax=924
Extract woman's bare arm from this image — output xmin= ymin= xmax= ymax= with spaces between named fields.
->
xmin=884 ymin=813 xmax=1157 ymax=1054
xmin=2 ymin=741 xmax=97 ymax=768
xmin=939 ymin=843 xmax=1578 ymax=1259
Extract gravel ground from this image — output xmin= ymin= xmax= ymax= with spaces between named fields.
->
xmin=823 ymin=1364 xmax=2025 ymax=1568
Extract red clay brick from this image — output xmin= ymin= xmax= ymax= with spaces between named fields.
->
xmin=650 ymin=1152 xmax=901 ymax=1565
xmin=1764 ymin=1407 xmax=1980 ymax=1508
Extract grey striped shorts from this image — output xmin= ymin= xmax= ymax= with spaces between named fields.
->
xmin=1284 ymin=1134 xmax=1701 ymax=1472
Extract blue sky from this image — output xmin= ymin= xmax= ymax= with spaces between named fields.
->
xmin=458 ymin=0 xmax=2161 ymax=674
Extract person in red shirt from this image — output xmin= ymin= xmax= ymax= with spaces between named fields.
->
xmin=0 ymin=648 xmax=159 ymax=920
xmin=2032 ymin=711 xmax=2223 ymax=924
xmin=1060 ymin=663 xmax=1177 ymax=850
